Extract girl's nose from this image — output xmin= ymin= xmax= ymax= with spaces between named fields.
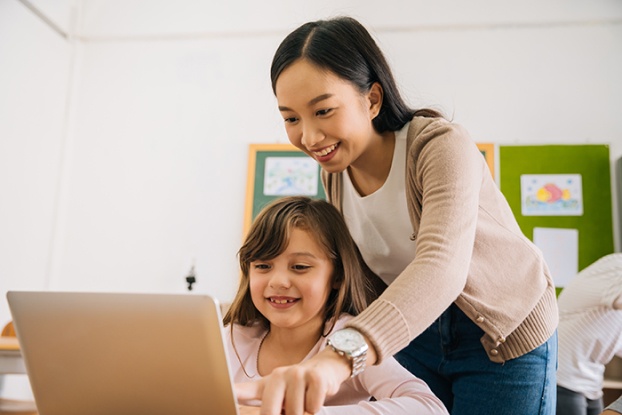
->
xmin=268 ymin=271 xmax=291 ymax=289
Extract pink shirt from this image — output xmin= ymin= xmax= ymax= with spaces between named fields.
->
xmin=225 ymin=315 xmax=448 ymax=415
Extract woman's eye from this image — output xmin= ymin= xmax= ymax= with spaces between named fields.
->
xmin=284 ymin=116 xmax=298 ymax=124
xmin=316 ymin=108 xmax=332 ymax=116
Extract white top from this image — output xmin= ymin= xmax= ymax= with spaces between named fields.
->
xmin=342 ymin=123 xmax=415 ymax=285
xmin=225 ymin=314 xmax=448 ymax=415
xmin=556 ymin=253 xmax=622 ymax=399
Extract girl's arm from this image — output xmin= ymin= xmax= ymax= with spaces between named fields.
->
xmin=317 ymin=356 xmax=448 ymax=415
xmin=235 ymin=352 xmax=448 ymax=415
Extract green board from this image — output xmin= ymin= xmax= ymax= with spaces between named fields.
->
xmin=244 ymin=144 xmax=326 ymax=237
xmin=499 ymin=145 xmax=614 ymax=283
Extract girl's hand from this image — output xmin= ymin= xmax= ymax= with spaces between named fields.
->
xmin=235 ymin=347 xmax=352 ymax=415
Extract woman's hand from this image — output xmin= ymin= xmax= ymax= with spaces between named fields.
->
xmin=238 ymin=405 xmax=314 ymax=415
xmin=235 ymin=347 xmax=352 ymax=415
xmin=238 ymin=405 xmax=261 ymax=415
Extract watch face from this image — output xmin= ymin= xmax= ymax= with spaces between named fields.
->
xmin=331 ymin=328 xmax=366 ymax=353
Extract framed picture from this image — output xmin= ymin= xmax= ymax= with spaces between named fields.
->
xmin=243 ymin=143 xmax=326 ymax=237
xmin=476 ymin=143 xmax=495 ymax=177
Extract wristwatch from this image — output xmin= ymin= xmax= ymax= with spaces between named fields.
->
xmin=326 ymin=328 xmax=368 ymax=377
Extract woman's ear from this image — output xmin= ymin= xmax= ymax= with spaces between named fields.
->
xmin=367 ymin=82 xmax=384 ymax=119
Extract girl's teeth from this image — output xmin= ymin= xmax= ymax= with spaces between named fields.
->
xmin=271 ymin=298 xmax=293 ymax=304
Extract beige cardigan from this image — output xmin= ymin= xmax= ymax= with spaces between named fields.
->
xmin=322 ymin=116 xmax=558 ymax=364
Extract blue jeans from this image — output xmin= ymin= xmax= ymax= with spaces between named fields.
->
xmin=395 ymin=303 xmax=557 ymax=415
xmin=556 ymin=385 xmax=603 ymax=415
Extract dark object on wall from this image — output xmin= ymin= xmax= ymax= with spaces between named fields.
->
xmin=186 ymin=265 xmax=196 ymax=291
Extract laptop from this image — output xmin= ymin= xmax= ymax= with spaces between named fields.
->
xmin=7 ymin=291 xmax=239 ymax=415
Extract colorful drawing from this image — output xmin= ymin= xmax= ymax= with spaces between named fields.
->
xmin=263 ymin=157 xmax=318 ymax=196
xmin=520 ymin=174 xmax=583 ymax=216
xmin=244 ymin=143 xmax=326 ymax=239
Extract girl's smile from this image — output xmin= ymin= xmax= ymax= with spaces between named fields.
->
xmin=249 ymin=227 xmax=334 ymax=335
xmin=267 ymin=296 xmax=299 ymax=308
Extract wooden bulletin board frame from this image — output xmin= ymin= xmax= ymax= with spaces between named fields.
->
xmin=476 ymin=143 xmax=495 ymax=178
xmin=243 ymin=144 xmax=326 ymax=237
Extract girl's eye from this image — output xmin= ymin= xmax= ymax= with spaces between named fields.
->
xmin=292 ymin=264 xmax=311 ymax=271
xmin=253 ymin=263 xmax=271 ymax=270
xmin=316 ymin=108 xmax=332 ymax=116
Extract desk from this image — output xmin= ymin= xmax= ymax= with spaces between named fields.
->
xmin=0 ymin=337 xmax=25 ymax=374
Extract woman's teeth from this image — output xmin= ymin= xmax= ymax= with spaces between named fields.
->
xmin=314 ymin=143 xmax=338 ymax=157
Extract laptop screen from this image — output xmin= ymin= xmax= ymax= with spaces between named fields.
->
xmin=8 ymin=291 xmax=239 ymax=415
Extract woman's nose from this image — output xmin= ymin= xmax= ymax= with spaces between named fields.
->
xmin=301 ymin=122 xmax=324 ymax=149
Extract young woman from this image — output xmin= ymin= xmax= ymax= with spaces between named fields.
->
xmin=236 ymin=16 xmax=559 ymax=415
xmin=223 ymin=196 xmax=448 ymax=415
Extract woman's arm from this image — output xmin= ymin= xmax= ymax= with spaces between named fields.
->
xmin=235 ymin=344 xmax=373 ymax=415
xmin=232 ymin=316 xmax=378 ymax=415
xmin=346 ymin=122 xmax=483 ymax=363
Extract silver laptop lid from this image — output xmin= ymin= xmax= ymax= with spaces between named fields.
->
xmin=7 ymin=291 xmax=239 ymax=415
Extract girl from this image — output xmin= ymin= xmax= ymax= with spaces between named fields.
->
xmin=238 ymin=16 xmax=559 ymax=415
xmin=223 ymin=196 xmax=448 ymax=415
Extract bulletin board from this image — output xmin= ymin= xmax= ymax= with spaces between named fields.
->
xmin=499 ymin=144 xmax=614 ymax=286
xmin=243 ymin=144 xmax=326 ymax=237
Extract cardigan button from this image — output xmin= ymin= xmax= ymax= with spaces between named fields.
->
xmin=476 ymin=315 xmax=485 ymax=323
xmin=490 ymin=349 xmax=499 ymax=356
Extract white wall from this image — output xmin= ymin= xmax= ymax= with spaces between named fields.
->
xmin=0 ymin=0 xmax=75 ymax=320
xmin=2 ymin=0 xmax=622 ymax=321
xmin=0 ymin=0 xmax=76 ymax=399
xmin=1 ymin=0 xmax=621 ymax=397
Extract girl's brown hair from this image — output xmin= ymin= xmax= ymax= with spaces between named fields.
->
xmin=223 ymin=196 xmax=374 ymax=335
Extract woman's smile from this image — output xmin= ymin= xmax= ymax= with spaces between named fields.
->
xmin=276 ymin=59 xmax=383 ymax=175
xmin=312 ymin=142 xmax=340 ymax=162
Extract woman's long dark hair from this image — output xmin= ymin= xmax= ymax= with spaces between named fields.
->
xmin=270 ymin=16 xmax=442 ymax=133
